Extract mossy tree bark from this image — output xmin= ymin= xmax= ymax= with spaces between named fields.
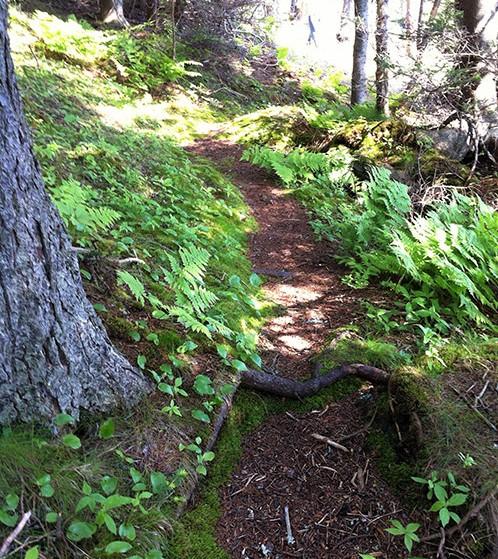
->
xmin=351 ymin=0 xmax=369 ymax=105
xmin=0 ymin=1 xmax=150 ymax=424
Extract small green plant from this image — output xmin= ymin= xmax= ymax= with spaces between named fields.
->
xmin=179 ymin=437 xmax=215 ymax=476
xmin=412 ymin=471 xmax=470 ymax=527
xmin=385 ymin=519 xmax=420 ymax=553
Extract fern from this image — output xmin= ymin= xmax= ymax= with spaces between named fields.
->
xmin=162 ymin=243 xmax=233 ymax=341
xmin=117 ymin=271 xmax=146 ymax=305
xmin=51 ymin=178 xmax=120 ymax=243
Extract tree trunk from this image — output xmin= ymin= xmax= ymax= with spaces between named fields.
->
xmin=351 ymin=0 xmax=369 ymax=105
xmin=375 ymin=0 xmax=390 ymax=115
xmin=416 ymin=0 xmax=425 ymax=48
xmin=0 ymin=2 xmax=150 ymax=425
xmin=459 ymin=0 xmax=498 ymax=149
xmin=100 ymin=0 xmax=128 ymax=26
xmin=405 ymin=0 xmax=414 ymax=54
xmin=429 ymin=0 xmax=442 ymax=20
xmin=337 ymin=0 xmax=353 ymax=42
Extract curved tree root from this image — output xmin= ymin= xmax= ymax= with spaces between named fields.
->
xmin=240 ymin=364 xmax=390 ymax=398
xmin=177 ymin=364 xmax=389 ymax=515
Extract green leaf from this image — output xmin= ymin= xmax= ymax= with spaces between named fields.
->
xmin=105 ymin=541 xmax=132 ymax=554
xmin=99 ymin=418 xmax=116 ymax=439
xmin=137 ymin=355 xmax=147 ymax=369
xmin=93 ymin=303 xmax=108 ymax=313
xmin=119 ymin=523 xmax=137 ymax=541
xmin=191 ymin=409 xmax=210 ymax=423
xmin=193 ymin=374 xmax=215 ymax=396
xmin=439 ymin=507 xmax=450 ymax=527
xmin=101 ymin=476 xmax=118 ymax=496
xmin=158 ymin=383 xmax=174 ymax=396
xmin=104 ymin=495 xmax=134 ymax=510
xmin=231 ymin=359 xmax=248 ymax=372
xmin=249 ymin=273 xmax=262 ymax=287
xmin=63 ymin=434 xmax=81 ymax=449
xmin=203 ymin=451 xmax=215 ymax=462
xmin=447 ymin=493 xmax=467 ymax=507
xmin=24 ymin=547 xmax=39 ymax=559
xmin=40 ymin=484 xmax=55 ymax=498
xmin=406 ymin=523 xmax=420 ymax=533
xmin=404 ymin=534 xmax=414 ymax=553
xmin=219 ymin=383 xmax=235 ymax=396
xmin=5 ymin=494 xmax=19 ymax=511
xmin=130 ymin=331 xmax=141 ymax=342
xmin=433 ymin=484 xmax=448 ymax=502
xmin=0 ymin=510 xmax=18 ymax=527
xmin=150 ymin=471 xmax=168 ymax=494
xmin=449 ymin=511 xmax=461 ymax=523
xmin=45 ymin=512 xmax=58 ymax=523
xmin=229 ymin=275 xmax=241 ymax=288
xmin=216 ymin=344 xmax=229 ymax=359
xmin=249 ymin=353 xmax=262 ymax=368
xmin=82 ymin=482 xmax=92 ymax=495
xmin=129 ymin=468 xmax=142 ymax=483
xmin=411 ymin=476 xmax=427 ymax=485
xmin=54 ymin=413 xmax=75 ymax=426
xmin=67 ymin=520 xmax=97 ymax=542
xmin=104 ymin=513 xmax=117 ymax=535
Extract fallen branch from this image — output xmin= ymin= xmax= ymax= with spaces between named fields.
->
xmin=0 ymin=511 xmax=32 ymax=558
xmin=240 ymin=364 xmax=389 ymax=399
xmin=176 ymin=392 xmax=236 ymax=517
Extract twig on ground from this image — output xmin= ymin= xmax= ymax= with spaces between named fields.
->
xmin=437 ymin=527 xmax=447 ymax=559
xmin=311 ymin=433 xmax=350 ymax=453
xmin=284 ymin=506 xmax=295 ymax=545
xmin=0 ymin=511 xmax=32 ymax=558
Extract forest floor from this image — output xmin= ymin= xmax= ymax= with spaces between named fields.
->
xmin=189 ymin=139 xmax=432 ymax=559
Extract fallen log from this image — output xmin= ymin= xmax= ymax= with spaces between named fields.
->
xmin=240 ymin=364 xmax=389 ymax=398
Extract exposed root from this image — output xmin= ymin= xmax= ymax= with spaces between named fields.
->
xmin=240 ymin=364 xmax=389 ymax=398
xmin=179 ymin=364 xmax=388 ymax=514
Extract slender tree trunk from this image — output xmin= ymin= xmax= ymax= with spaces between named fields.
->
xmin=405 ymin=0 xmax=414 ymax=54
xmin=100 ymin=0 xmax=128 ymax=26
xmin=375 ymin=0 xmax=390 ymax=115
xmin=429 ymin=0 xmax=442 ymax=19
xmin=337 ymin=0 xmax=353 ymax=42
xmin=0 ymin=1 xmax=150 ymax=425
xmin=416 ymin=0 xmax=425 ymax=48
xmin=351 ymin=0 xmax=369 ymax=105
xmin=459 ymin=0 xmax=498 ymax=147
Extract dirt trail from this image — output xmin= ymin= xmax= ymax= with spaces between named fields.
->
xmin=191 ymin=139 xmax=384 ymax=380
xmin=189 ymin=139 xmax=420 ymax=559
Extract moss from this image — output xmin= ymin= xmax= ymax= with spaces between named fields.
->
xmin=319 ymin=332 xmax=410 ymax=371
xmin=104 ymin=315 xmax=136 ymax=339
xmin=367 ymin=429 xmax=420 ymax=501
xmin=167 ymin=378 xmax=360 ymax=558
